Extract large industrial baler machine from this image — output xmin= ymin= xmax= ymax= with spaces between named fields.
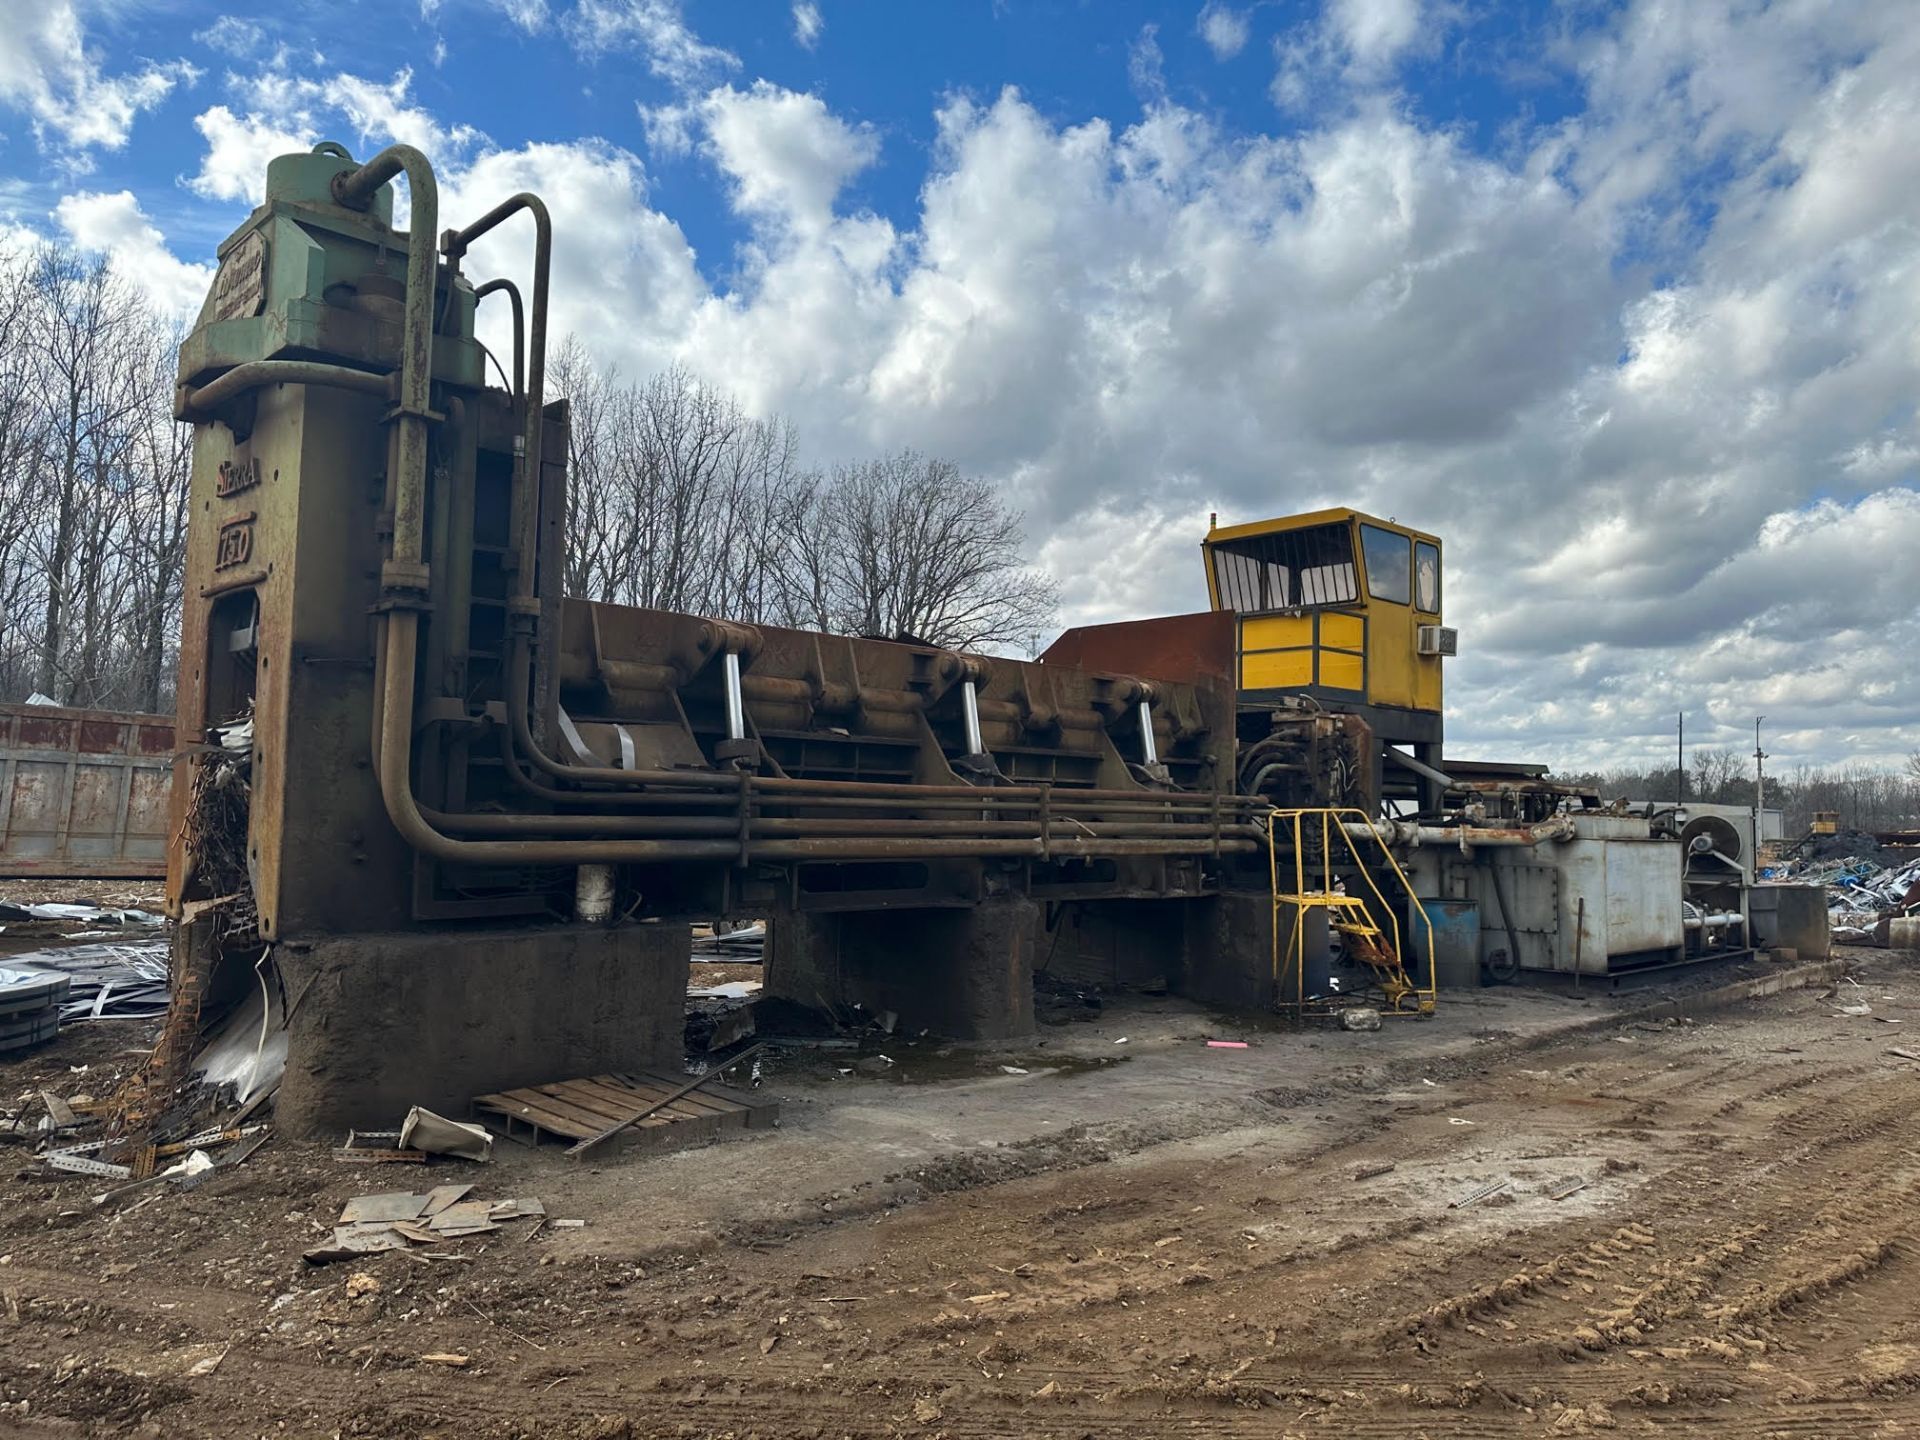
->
xmin=161 ymin=143 xmax=1759 ymax=1134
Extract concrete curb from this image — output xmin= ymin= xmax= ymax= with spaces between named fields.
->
xmin=1584 ymin=957 xmax=1849 ymax=1030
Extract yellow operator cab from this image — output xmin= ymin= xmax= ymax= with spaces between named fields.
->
xmin=1202 ymin=509 xmax=1452 ymax=751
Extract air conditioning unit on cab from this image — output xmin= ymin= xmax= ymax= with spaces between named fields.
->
xmin=1417 ymin=625 xmax=1457 ymax=657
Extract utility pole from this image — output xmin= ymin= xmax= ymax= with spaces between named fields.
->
xmin=1676 ymin=712 xmax=1685 ymax=810
xmin=1753 ymin=716 xmax=1767 ymax=849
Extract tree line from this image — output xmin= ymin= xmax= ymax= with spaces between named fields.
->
xmin=1558 ymin=748 xmax=1920 ymax=841
xmin=0 ymin=247 xmax=1059 ymax=717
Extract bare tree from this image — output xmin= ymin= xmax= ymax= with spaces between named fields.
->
xmin=559 ymin=356 xmax=812 ymax=625
xmin=0 ymin=246 xmax=49 ymax=698
xmin=24 ymin=247 xmax=153 ymax=700
xmin=549 ymin=343 xmax=1060 ymax=655
xmin=0 ymin=243 xmax=190 ymax=712
xmin=1561 ymin=758 xmax=1920 ymax=837
xmin=120 ymin=322 xmax=193 ymax=711
xmin=810 ymin=451 xmax=1059 ymax=652
xmin=1689 ymin=747 xmax=1741 ymax=804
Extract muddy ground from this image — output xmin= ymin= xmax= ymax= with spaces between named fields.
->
xmin=4 ymin=946 xmax=1918 ymax=1438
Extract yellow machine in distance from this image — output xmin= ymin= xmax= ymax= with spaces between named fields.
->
xmin=1203 ymin=508 xmax=1449 ymax=717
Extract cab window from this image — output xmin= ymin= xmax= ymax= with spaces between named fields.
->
xmin=1360 ymin=525 xmax=1411 ymax=605
xmin=1208 ymin=522 xmax=1357 ymax=612
xmin=1212 ymin=548 xmax=1263 ymax=610
xmin=1414 ymin=541 xmax=1440 ymax=613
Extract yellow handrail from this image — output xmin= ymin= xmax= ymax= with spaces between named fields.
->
xmin=1263 ymin=807 xmax=1437 ymax=1015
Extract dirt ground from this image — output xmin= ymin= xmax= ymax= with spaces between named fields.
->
xmin=4 ymin=946 xmax=1919 ymax=1438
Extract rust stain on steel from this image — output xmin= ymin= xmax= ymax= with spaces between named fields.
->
xmin=0 ymin=701 xmax=174 ymax=878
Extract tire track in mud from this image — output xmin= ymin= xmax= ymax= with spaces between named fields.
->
xmin=659 ymin=1036 xmax=1920 ymax=1436
xmin=774 ymin=1036 xmax=1920 ymax=1437
xmin=1309 ymin=1061 xmax=1920 ymax=1436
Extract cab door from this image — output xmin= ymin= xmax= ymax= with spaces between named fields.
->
xmin=1412 ymin=539 xmax=1443 ymax=712
xmin=1357 ymin=523 xmax=1415 ymax=709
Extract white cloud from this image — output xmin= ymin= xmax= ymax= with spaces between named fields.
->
xmin=1458 ymin=490 xmax=1920 ymax=773
xmin=1127 ymin=25 xmax=1167 ymax=104
xmin=1329 ymin=0 xmax=1422 ymax=70
xmin=1839 ymin=439 xmax=1920 ymax=481
xmin=676 ymin=82 xmax=880 ymax=236
xmin=1197 ymin=3 xmax=1250 ymax=61
xmin=325 ymin=69 xmax=481 ymax=157
xmin=0 ymin=2 xmax=197 ymax=161
xmin=440 ymin=139 xmax=705 ymax=383
xmin=53 ymin=191 xmax=212 ymax=322
xmin=562 ymin=0 xmax=739 ymax=87
xmin=185 ymin=65 xmax=483 ymax=205
xmin=1274 ymin=0 xmax=1434 ymax=108
xmin=188 ymin=105 xmax=314 ymax=202
xmin=792 ymin=2 xmax=824 ymax=52
xmin=194 ymin=16 xmax=265 ymax=58
xmin=492 ymin=0 xmax=550 ymax=30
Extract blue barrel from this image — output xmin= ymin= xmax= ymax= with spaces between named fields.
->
xmin=1417 ymin=899 xmax=1481 ymax=988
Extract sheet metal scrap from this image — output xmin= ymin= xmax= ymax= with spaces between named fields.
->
xmin=1795 ymin=853 xmax=1920 ymax=937
xmin=1448 ymin=1178 xmax=1512 ymax=1210
xmin=305 ymin=1187 xmax=545 ymax=1264
xmin=20 ymin=940 xmax=173 ymax=1022
xmin=45 ymin=1140 xmax=132 ymax=1180
xmin=333 ymin=1129 xmax=429 ymax=1163
xmin=690 ymin=921 xmax=765 ymax=958
xmin=0 ymin=964 xmax=67 ymax=1056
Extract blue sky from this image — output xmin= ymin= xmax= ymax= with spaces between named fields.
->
xmin=29 ymin=1 xmax=1594 ymax=288
xmin=3 ymin=0 xmax=1918 ymax=774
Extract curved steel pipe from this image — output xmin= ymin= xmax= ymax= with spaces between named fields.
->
xmin=473 ymin=278 xmax=524 ymax=399
xmin=379 ymin=610 xmax=740 ymax=865
xmin=443 ymin=194 xmax=550 ymax=611
xmin=184 ymin=359 xmax=391 ymax=415
xmin=331 ymin=144 xmax=438 ymax=571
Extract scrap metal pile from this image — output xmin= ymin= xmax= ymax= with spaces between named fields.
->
xmin=29 ymin=941 xmax=171 ymax=1022
xmin=1826 ymin=857 xmax=1920 ymax=943
xmin=1762 ymin=841 xmax=1920 ymax=945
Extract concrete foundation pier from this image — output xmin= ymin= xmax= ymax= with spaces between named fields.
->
xmin=1043 ymin=893 xmax=1326 ymax=1012
xmin=1180 ymin=892 xmax=1326 ymax=1011
xmin=768 ymin=891 xmax=1332 ymax=1040
xmin=272 ymin=922 xmax=691 ymax=1136
xmin=767 ymin=897 xmax=1040 ymax=1041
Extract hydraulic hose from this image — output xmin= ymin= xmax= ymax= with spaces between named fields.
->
xmin=473 ymin=278 xmax=524 ymax=400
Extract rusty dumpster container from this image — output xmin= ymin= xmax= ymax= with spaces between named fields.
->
xmin=0 ymin=702 xmax=174 ymax=878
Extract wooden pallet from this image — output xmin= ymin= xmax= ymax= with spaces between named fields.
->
xmin=471 ymin=1071 xmax=777 ymax=1153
